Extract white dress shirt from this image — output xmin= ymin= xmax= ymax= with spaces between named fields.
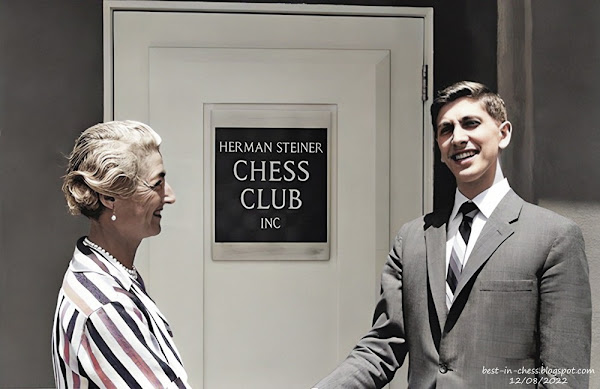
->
xmin=445 ymin=177 xmax=511 ymax=278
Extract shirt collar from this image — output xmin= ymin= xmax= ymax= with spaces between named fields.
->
xmin=449 ymin=178 xmax=511 ymax=222
xmin=70 ymin=236 xmax=134 ymax=290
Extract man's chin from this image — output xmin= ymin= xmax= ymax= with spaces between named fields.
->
xmin=452 ymin=167 xmax=476 ymax=182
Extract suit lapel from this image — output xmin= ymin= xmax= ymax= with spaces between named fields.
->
xmin=452 ymin=190 xmax=523 ymax=302
xmin=425 ymin=210 xmax=451 ymax=330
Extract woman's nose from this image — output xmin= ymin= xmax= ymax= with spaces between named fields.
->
xmin=164 ymin=182 xmax=176 ymax=204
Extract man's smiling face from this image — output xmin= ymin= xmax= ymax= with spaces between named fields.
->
xmin=436 ymin=96 xmax=511 ymax=198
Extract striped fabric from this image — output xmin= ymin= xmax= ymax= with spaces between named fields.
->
xmin=51 ymin=237 xmax=190 ymax=388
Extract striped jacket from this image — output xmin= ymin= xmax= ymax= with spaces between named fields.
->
xmin=51 ymin=237 xmax=190 ymax=388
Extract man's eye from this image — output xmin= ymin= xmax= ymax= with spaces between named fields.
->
xmin=464 ymin=120 xmax=480 ymax=127
xmin=151 ymin=180 xmax=164 ymax=189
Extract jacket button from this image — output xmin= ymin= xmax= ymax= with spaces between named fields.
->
xmin=439 ymin=363 xmax=448 ymax=374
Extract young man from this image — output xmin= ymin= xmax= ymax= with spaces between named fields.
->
xmin=314 ymin=81 xmax=591 ymax=388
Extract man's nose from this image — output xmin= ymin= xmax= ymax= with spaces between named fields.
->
xmin=164 ymin=182 xmax=176 ymax=204
xmin=451 ymin=125 xmax=469 ymax=144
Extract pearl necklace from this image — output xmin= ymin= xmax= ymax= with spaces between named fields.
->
xmin=84 ymin=238 xmax=138 ymax=279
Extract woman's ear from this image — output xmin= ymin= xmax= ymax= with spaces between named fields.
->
xmin=99 ymin=195 xmax=116 ymax=210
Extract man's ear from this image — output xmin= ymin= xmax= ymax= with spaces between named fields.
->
xmin=498 ymin=121 xmax=512 ymax=150
xmin=99 ymin=194 xmax=116 ymax=210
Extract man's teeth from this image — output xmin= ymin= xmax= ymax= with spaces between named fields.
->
xmin=453 ymin=151 xmax=477 ymax=161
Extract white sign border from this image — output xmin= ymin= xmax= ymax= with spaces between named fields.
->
xmin=205 ymin=103 xmax=336 ymax=260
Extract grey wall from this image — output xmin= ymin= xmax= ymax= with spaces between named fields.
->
xmin=0 ymin=0 xmax=102 ymax=387
xmin=499 ymin=1 xmax=600 ymax=386
xmin=532 ymin=1 xmax=600 ymax=386
xmin=532 ymin=0 xmax=600 ymax=202
xmin=498 ymin=0 xmax=535 ymax=201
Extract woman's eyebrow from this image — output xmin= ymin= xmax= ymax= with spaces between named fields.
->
xmin=146 ymin=171 xmax=166 ymax=184
xmin=152 ymin=171 xmax=166 ymax=179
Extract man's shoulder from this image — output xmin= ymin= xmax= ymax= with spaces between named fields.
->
xmin=518 ymin=200 xmax=582 ymax=236
xmin=520 ymin=199 xmax=567 ymax=218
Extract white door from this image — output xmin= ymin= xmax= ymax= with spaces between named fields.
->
xmin=107 ymin=3 xmax=432 ymax=388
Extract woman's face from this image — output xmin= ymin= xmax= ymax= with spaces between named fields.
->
xmin=114 ymin=151 xmax=176 ymax=242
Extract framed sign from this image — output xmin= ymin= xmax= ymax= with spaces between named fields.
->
xmin=205 ymin=104 xmax=335 ymax=260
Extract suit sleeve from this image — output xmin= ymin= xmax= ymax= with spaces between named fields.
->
xmin=313 ymin=231 xmax=409 ymax=389
xmin=77 ymin=302 xmax=190 ymax=389
xmin=538 ymin=221 xmax=591 ymax=388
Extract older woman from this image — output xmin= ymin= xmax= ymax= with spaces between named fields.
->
xmin=51 ymin=121 xmax=190 ymax=388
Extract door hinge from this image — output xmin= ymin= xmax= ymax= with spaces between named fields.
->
xmin=422 ymin=64 xmax=429 ymax=102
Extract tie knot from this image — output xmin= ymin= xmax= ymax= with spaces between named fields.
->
xmin=459 ymin=201 xmax=478 ymax=216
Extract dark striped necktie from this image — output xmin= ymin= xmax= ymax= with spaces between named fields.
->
xmin=446 ymin=201 xmax=479 ymax=308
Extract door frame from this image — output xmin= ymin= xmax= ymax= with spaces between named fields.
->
xmin=103 ymin=0 xmax=434 ymax=213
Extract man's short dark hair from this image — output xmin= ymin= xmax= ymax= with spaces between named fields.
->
xmin=430 ymin=81 xmax=507 ymax=133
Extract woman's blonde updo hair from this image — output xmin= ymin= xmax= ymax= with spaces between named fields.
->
xmin=62 ymin=120 xmax=162 ymax=219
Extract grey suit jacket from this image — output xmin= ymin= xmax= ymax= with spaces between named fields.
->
xmin=315 ymin=190 xmax=591 ymax=388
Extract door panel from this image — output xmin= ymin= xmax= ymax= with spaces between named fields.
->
xmin=149 ymin=47 xmax=389 ymax=388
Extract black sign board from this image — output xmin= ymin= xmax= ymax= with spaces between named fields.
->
xmin=215 ymin=127 xmax=328 ymax=243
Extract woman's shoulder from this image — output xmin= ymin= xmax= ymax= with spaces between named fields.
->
xmin=54 ymin=269 xmax=143 ymax=358
xmin=60 ymin=267 xmax=136 ymax=319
